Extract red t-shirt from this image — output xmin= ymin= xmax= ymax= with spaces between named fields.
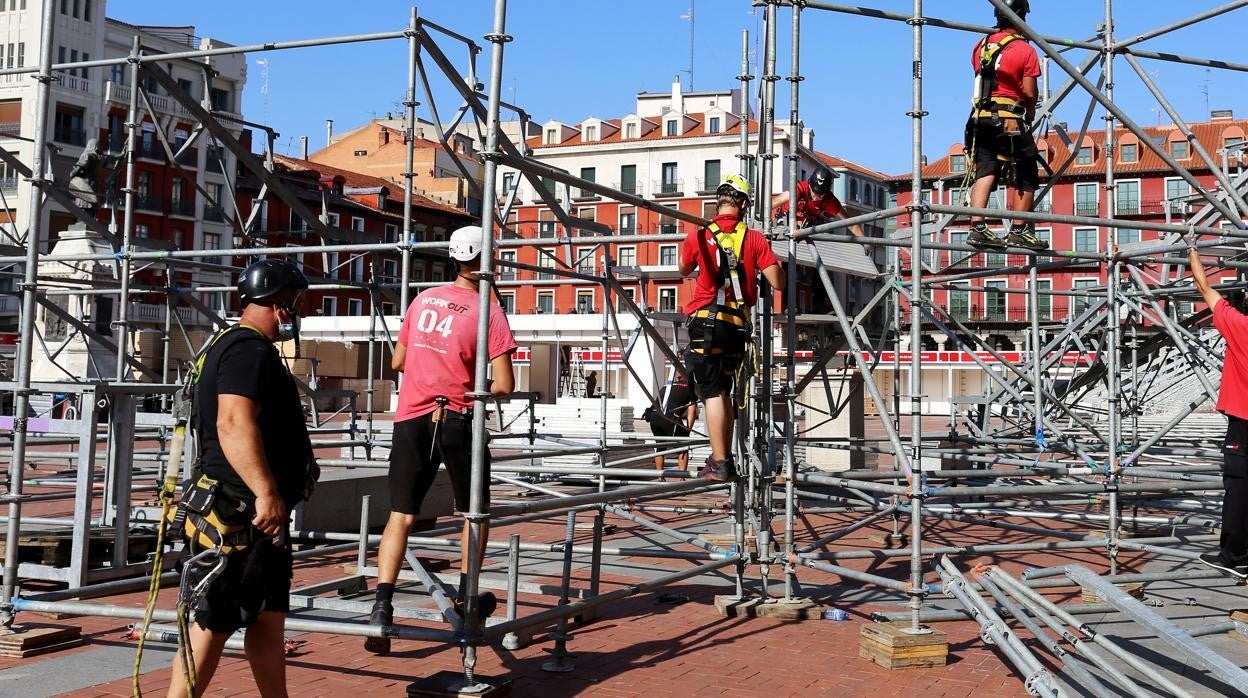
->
xmin=775 ymin=179 xmax=844 ymax=225
xmin=1215 ymin=298 xmax=1248 ymax=420
xmin=971 ymin=31 xmax=1041 ymax=102
xmin=681 ymin=214 xmax=780 ymax=314
xmin=395 ymin=284 xmax=517 ymax=422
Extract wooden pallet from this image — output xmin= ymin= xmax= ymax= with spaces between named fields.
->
xmin=0 ymin=624 xmax=83 ymax=658
xmin=860 ymin=622 xmax=948 ymax=669
xmin=0 ymin=529 xmax=158 ymax=568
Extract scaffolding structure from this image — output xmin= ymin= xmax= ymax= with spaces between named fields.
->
xmin=0 ymin=0 xmax=1247 ymax=693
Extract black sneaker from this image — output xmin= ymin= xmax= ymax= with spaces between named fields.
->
xmin=1006 ymin=223 xmax=1048 ymax=251
xmin=700 ymin=456 xmax=736 ymax=482
xmin=967 ymin=223 xmax=1006 ymax=249
xmin=364 ymin=600 xmax=393 ymax=655
xmin=1198 ymin=551 xmax=1248 ymax=579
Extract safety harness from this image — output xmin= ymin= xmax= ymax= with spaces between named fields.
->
xmin=971 ymin=32 xmax=1027 ymax=124
xmin=963 ymin=31 xmax=1044 ymax=193
xmin=685 ymin=221 xmax=757 ymax=410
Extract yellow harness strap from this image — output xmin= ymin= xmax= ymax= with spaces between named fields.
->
xmin=707 ymin=221 xmax=748 ymax=308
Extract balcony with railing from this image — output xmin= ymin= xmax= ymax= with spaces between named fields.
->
xmin=572 ymin=186 xmax=600 ymax=201
xmin=135 ymin=194 xmax=163 ymax=212
xmin=613 ymin=181 xmax=642 ymax=196
xmin=0 ymin=176 xmax=18 ymax=195
xmin=1075 ymin=202 xmax=1099 ymax=217
xmin=0 ymin=295 xmax=18 ymax=315
xmin=942 ymin=303 xmax=1072 ymax=324
xmin=1115 ymin=199 xmax=1141 ymax=216
xmin=203 ymin=206 xmax=228 ymax=223
xmin=58 ymin=73 xmax=90 ymax=92
xmin=53 ymin=125 xmax=86 ymax=147
xmin=136 ymin=139 xmax=166 ymax=161
xmin=129 ymin=303 xmax=197 ymax=324
xmin=0 ymin=122 xmax=20 ymax=139
xmin=170 ymin=198 xmax=195 ymax=217
xmin=654 ymin=178 xmax=683 ymax=198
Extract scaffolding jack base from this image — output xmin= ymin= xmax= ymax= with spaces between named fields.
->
xmin=0 ymin=623 xmax=83 ymax=658
xmin=407 ymin=671 xmax=511 ymax=698
xmin=859 ymin=622 xmax=948 ymax=669
xmin=713 ymin=595 xmax=823 ymax=620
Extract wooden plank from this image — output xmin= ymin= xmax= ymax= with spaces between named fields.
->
xmin=861 ymin=621 xmax=948 ymax=649
xmin=713 ymin=595 xmax=823 ymax=620
xmin=859 ymin=640 xmax=947 ymax=669
xmin=0 ymin=624 xmax=83 ymax=658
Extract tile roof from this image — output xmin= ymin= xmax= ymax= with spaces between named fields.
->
xmin=811 ymin=150 xmax=889 ymax=180
xmin=272 ymin=154 xmax=473 ymax=218
xmin=888 ymin=118 xmax=1248 ymax=182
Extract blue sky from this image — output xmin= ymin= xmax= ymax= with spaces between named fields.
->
xmin=108 ymin=0 xmax=1248 ymax=176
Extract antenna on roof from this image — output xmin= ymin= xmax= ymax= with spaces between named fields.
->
xmin=679 ymin=1 xmax=695 ymax=90
xmin=1202 ymin=68 xmax=1211 ymax=118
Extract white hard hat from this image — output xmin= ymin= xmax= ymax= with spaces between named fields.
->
xmin=448 ymin=225 xmax=484 ymax=262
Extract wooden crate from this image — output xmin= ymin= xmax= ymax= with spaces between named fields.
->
xmin=860 ymin=622 xmax=948 ymax=669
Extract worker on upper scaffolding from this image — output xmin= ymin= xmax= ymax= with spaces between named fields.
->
xmin=1188 ymin=244 xmax=1248 ymax=579
xmin=366 ymin=224 xmax=517 ymax=654
xmin=771 ymin=167 xmax=865 ymax=238
xmin=964 ymin=0 xmax=1048 ymax=252
xmin=680 ymin=174 xmax=784 ymax=481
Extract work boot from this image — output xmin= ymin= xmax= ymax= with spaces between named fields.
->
xmin=364 ymin=600 xmax=393 ymax=655
xmin=1006 ymin=222 xmax=1048 ymax=251
xmin=967 ymin=222 xmax=1006 ymax=249
xmin=700 ymin=456 xmax=736 ymax=482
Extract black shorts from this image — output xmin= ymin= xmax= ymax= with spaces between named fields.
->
xmin=189 ymin=538 xmax=292 ymax=634
xmin=970 ymin=118 xmax=1039 ymax=192
xmin=389 ymin=411 xmax=490 ymax=515
xmin=684 ymin=348 xmax=744 ymax=401
xmin=650 ymin=413 xmax=692 ymax=453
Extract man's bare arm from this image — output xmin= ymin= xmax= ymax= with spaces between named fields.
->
xmin=217 ymin=394 xmax=286 ymax=535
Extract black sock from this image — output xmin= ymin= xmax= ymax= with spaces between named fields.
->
xmin=458 ymin=573 xmax=468 ymax=599
xmin=376 ymin=582 xmax=395 ymax=605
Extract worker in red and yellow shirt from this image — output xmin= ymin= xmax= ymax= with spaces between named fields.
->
xmin=771 ymin=167 xmax=864 ymax=237
xmin=679 ymin=174 xmax=783 ymax=481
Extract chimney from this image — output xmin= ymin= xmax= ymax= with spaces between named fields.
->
xmin=326 ymin=119 xmax=334 ymax=147
xmin=1212 ymin=109 xmax=1234 ymax=121
xmin=299 ymin=136 xmax=308 ymax=160
xmin=921 ymin=155 xmax=928 ymax=167
xmin=671 ymin=75 xmax=683 ymax=114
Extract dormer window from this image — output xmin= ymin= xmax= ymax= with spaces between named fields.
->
xmin=666 ymin=120 xmax=678 ymax=137
xmin=545 ymin=128 xmax=557 ymax=144
xmin=708 ymin=117 xmax=720 ymax=134
xmin=950 ymin=154 xmax=966 ymax=172
xmin=585 ymin=125 xmax=597 ymax=142
xmin=1120 ymin=143 xmax=1137 ymax=162
xmin=1076 ymin=146 xmax=1093 ymax=165
xmin=625 ymin=122 xmax=637 ymax=139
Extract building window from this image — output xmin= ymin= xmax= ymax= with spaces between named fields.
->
xmin=384 ymin=223 xmax=398 ymax=243
xmin=850 ymin=179 xmax=859 ymax=201
xmin=660 ymin=162 xmax=678 ymax=194
xmin=1035 ymin=279 xmax=1052 ymax=320
xmin=1120 ymin=143 xmax=1137 ymax=162
xmin=624 ymin=122 xmax=637 ymax=139
xmin=537 ymin=291 xmax=554 ymax=314
xmin=1072 ymin=279 xmax=1097 ymax=317
xmin=204 ymin=232 xmax=221 ymax=265
xmin=617 ymin=287 xmax=637 ymax=312
xmin=1118 ymin=228 xmax=1140 ymax=245
xmin=708 ymin=116 xmax=720 ymax=134
xmin=985 ymin=280 xmax=1006 ymax=320
xmin=576 ymin=290 xmax=595 ymax=314
xmin=545 ymin=127 xmax=557 ymax=144
xmin=1169 ymin=139 xmax=1189 ymax=159
xmin=1074 ymin=183 xmax=1098 ymax=217
xmin=321 ymin=297 xmax=337 ymax=316
xmin=1115 ymin=180 xmax=1139 ymax=215
xmin=382 ymin=259 xmax=398 ymax=282
xmin=52 ymin=103 xmax=84 ymax=145
xmin=497 ymin=250 xmax=516 ymax=280
xmin=134 ymin=223 xmax=149 ymax=238
xmin=658 ymin=287 xmax=678 ymax=312
xmin=538 ymin=219 xmax=556 ymax=238
xmin=950 ymin=154 xmax=966 ymax=172
xmin=1076 ymin=146 xmax=1093 ymax=165
xmin=584 ymin=125 xmax=596 ymax=141
xmin=1165 ymin=177 xmax=1190 ymax=205
xmin=501 ymin=172 xmax=515 ymax=195
xmin=619 ymin=209 xmax=635 ymax=235
xmin=616 ymin=246 xmax=636 ymax=268
xmin=659 ymin=244 xmax=678 ymax=266
xmin=537 ymin=251 xmax=557 ymax=280
xmin=703 ymin=160 xmax=720 ymax=192
xmin=1074 ymin=227 xmax=1098 ymax=253
xmin=575 ymin=246 xmax=596 ymax=275
xmin=949 ymin=282 xmax=969 ymax=319
xmin=209 ymin=87 xmax=232 ymax=113
xmin=351 ymin=216 xmax=365 ymax=232
xmin=949 ymin=231 xmax=968 ymax=269
xmin=289 ymin=210 xmax=306 ymax=232
xmin=666 ymin=120 xmax=678 ymax=137
xmin=347 ymin=298 xmax=363 ymax=316
xmin=619 ymin=164 xmax=637 ymax=195
xmin=497 ymin=292 xmax=515 ymax=314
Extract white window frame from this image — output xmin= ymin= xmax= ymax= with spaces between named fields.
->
xmin=1073 ymin=227 xmax=1099 ymax=254
xmin=325 ymin=212 xmax=341 ymax=227
xmin=615 ymin=245 xmax=637 ymax=268
xmin=1163 ymin=177 xmax=1190 ymax=205
xmin=536 ymin=290 xmax=555 ymax=314
xmin=708 ymin=116 xmax=720 ymax=134
xmin=618 ymin=209 xmax=636 ymax=235
xmin=1071 ymin=277 xmax=1100 ymax=318
xmin=498 ymin=291 xmax=515 ymax=314
xmin=1113 ymin=178 xmax=1141 ymax=216
xmin=575 ymin=289 xmax=595 ymax=313
xmin=351 ymin=216 xmax=365 ymax=232
xmin=947 ymin=280 xmax=971 ymax=318
xmin=657 ymin=285 xmax=679 ymax=313
xmin=658 ymin=244 xmax=678 ymax=267
xmin=347 ymin=298 xmax=363 ymax=316
xmin=984 ymin=278 xmax=1008 ymax=321
xmin=575 ymin=246 xmax=596 ymax=275
xmin=1031 ymin=278 xmax=1053 ymax=320
xmin=321 ymin=296 xmax=337 ymax=316
xmin=497 ymin=249 xmax=516 ymax=281
xmin=617 ymin=286 xmax=637 ymax=312
xmin=1073 ymin=182 xmax=1099 ymax=217
xmin=384 ymin=223 xmax=398 ymax=244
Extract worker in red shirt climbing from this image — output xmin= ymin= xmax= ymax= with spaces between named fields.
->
xmin=964 ymin=0 xmax=1047 ymax=252
xmin=679 ymin=174 xmax=784 ymax=481
xmin=772 ymin=167 xmax=865 ymax=238
xmin=1190 ymin=244 xmax=1248 ymax=578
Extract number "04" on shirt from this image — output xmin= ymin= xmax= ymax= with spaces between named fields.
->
xmin=416 ymin=308 xmax=455 ymax=338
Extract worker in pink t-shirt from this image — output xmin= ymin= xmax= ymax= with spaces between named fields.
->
xmin=365 ymin=224 xmax=517 ymax=655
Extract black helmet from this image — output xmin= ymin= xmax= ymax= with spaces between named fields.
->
xmin=809 ymin=167 xmax=834 ymax=197
xmin=237 ymin=259 xmax=309 ymax=308
xmin=994 ymin=0 xmax=1029 ymax=25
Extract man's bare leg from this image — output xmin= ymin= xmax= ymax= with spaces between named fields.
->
xmin=969 ymin=174 xmax=997 ymax=224
xmin=167 ymin=624 xmax=230 ymax=698
xmin=244 ymin=611 xmax=289 ymax=698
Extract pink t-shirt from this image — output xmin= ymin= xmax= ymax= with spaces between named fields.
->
xmin=1214 ymin=298 xmax=1248 ymax=421
xmin=395 ymin=284 xmax=517 ymax=422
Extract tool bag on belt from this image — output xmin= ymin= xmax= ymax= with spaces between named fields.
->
xmin=166 ymin=471 xmax=257 ymax=555
xmin=964 ymin=32 xmax=1029 ymax=149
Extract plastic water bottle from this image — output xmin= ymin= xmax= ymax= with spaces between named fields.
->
xmin=823 ymin=608 xmax=849 ymax=621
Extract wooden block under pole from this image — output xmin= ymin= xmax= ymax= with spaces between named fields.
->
xmin=867 ymin=533 xmax=910 ymax=549
xmin=859 ymin=622 xmax=948 ymax=669
xmin=713 ymin=595 xmax=824 ymax=620
xmin=1081 ymin=582 xmax=1145 ymax=604
xmin=0 ymin=624 xmax=84 ymax=658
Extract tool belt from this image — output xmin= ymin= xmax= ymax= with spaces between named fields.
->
xmin=972 ymin=95 xmax=1026 ymax=121
xmin=166 ymin=471 xmax=258 ymax=555
xmin=687 ymin=303 xmax=748 ymax=356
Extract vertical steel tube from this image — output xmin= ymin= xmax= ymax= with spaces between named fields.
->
xmin=732 ymin=27 xmax=752 ymax=597
xmin=400 ymin=8 xmax=419 ymax=313
xmin=461 ymin=0 xmax=510 ymax=675
xmin=781 ymin=1 xmax=802 ymax=600
xmin=2 ymin=0 xmax=60 ymax=623
xmin=112 ymin=37 xmax=140 ymax=384
xmin=1103 ymin=0 xmax=1122 ymax=575
xmin=905 ymin=0 xmax=927 ymax=632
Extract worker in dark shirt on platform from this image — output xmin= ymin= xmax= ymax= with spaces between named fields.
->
xmin=169 ymin=259 xmax=316 ymax=698
xmin=647 ymin=376 xmax=699 ymax=478
xmin=1190 ymin=245 xmax=1248 ymax=578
